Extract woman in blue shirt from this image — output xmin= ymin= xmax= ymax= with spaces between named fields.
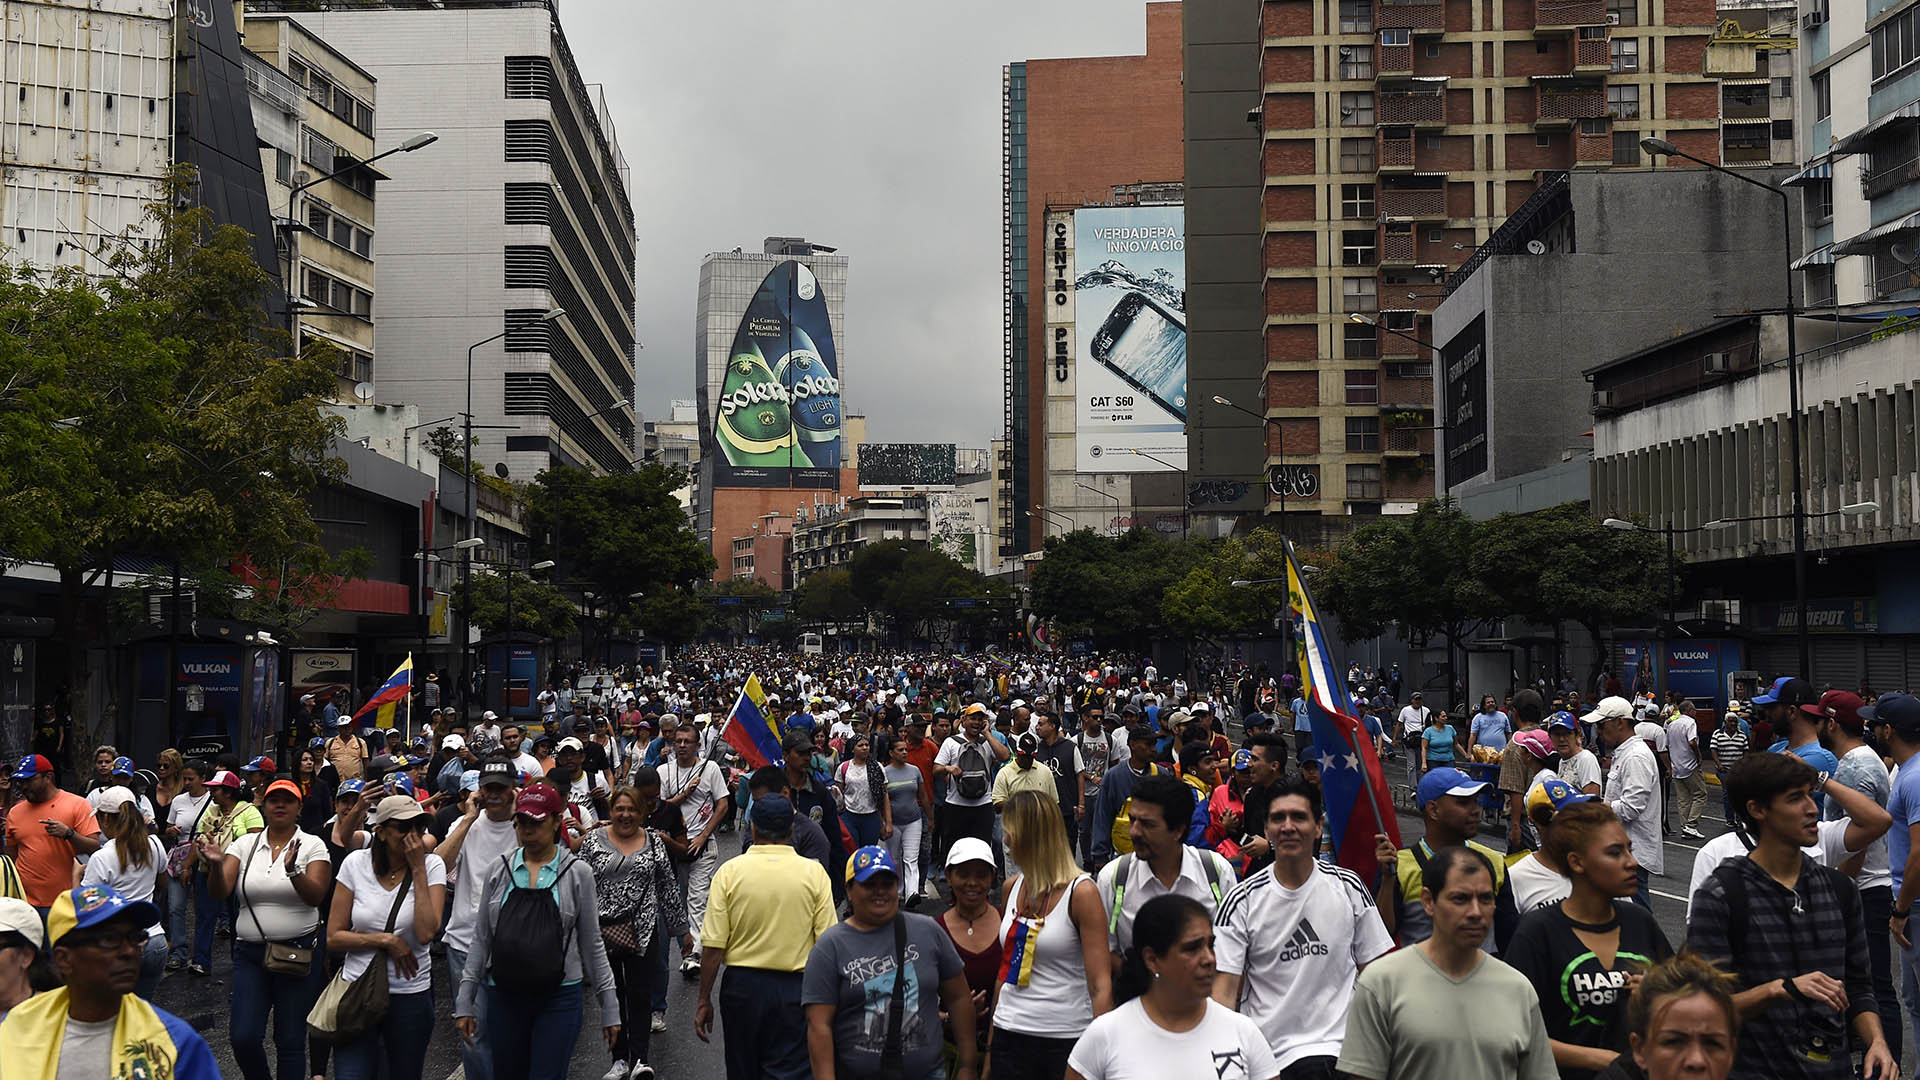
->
xmin=1421 ymin=709 xmax=1458 ymax=773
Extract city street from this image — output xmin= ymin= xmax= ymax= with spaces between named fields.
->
xmin=150 ymin=797 xmax=1760 ymax=1080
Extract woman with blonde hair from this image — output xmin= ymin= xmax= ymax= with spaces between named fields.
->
xmin=989 ymin=789 xmax=1112 ymax=1080
xmin=79 ymin=786 xmax=169 ymax=997
xmin=154 ymin=748 xmax=187 ymax=816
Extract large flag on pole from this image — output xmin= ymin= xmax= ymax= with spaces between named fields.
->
xmin=1287 ymin=541 xmax=1402 ymax=886
xmin=353 ymin=655 xmax=412 ymax=732
xmin=718 ymin=674 xmax=783 ymax=769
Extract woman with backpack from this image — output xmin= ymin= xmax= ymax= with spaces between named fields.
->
xmin=580 ymin=772 xmax=689 ymax=1080
xmin=326 ymin=794 xmax=447 ymax=1080
xmin=454 ymin=781 xmax=619 ymax=1080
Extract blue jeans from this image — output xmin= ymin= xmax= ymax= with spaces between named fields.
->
xmin=332 ymin=987 xmax=434 ymax=1080
xmin=230 ymin=935 xmax=326 ymax=1080
xmin=1902 ymin=935 xmax=1920 ymax=1063
xmin=486 ymin=980 xmax=585 ymax=1080
xmin=651 ymin=913 xmax=670 ymax=1013
xmin=446 ymin=946 xmax=490 ymax=1080
xmin=844 ymin=810 xmax=882 ymax=849
xmin=136 ymin=934 xmax=167 ymax=1000
xmin=167 ymin=875 xmax=191 ymax=966
xmin=192 ymin=870 xmax=219 ymax=969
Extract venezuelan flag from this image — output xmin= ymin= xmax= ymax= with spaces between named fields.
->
xmin=1288 ymin=541 xmax=1401 ymax=885
xmin=718 ymin=675 xmax=782 ymax=769
xmin=997 ymin=915 xmax=1040 ymax=987
xmin=353 ymin=655 xmax=412 ymax=732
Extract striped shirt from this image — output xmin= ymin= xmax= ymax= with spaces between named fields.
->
xmin=1709 ymin=728 xmax=1749 ymax=772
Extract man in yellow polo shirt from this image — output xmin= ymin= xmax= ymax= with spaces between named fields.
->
xmin=694 ymin=792 xmax=835 ymax=1080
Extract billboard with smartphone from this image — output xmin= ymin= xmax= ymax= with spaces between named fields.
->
xmin=1074 ymin=205 xmax=1187 ymax=472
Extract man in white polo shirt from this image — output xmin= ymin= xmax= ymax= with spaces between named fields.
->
xmin=1214 ymin=775 xmax=1393 ymax=1075
xmin=1095 ymin=772 xmax=1236 ymax=970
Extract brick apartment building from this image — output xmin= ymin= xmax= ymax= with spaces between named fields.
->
xmin=1001 ymin=2 xmax=1186 ymax=556
xmin=1253 ymin=0 xmax=1719 ymax=525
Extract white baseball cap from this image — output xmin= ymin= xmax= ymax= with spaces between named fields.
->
xmin=0 ymin=897 xmax=44 ymax=950
xmin=944 ymin=836 xmax=996 ymax=871
xmin=441 ymin=734 xmax=466 ymax=750
xmin=93 ymin=785 xmax=138 ymax=815
xmin=1581 ymin=695 xmax=1634 ymax=725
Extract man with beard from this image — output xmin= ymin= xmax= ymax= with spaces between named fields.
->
xmin=435 ymin=759 xmax=520 ymax=1080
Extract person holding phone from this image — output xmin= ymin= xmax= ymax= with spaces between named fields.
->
xmin=1503 ymin=802 xmax=1673 ymax=1080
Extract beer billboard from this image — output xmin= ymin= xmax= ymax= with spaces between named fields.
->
xmin=711 ymin=260 xmax=842 ymax=488
xmin=1074 ymin=205 xmax=1187 ymax=473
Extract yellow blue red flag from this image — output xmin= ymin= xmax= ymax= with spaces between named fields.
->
xmin=352 ymin=655 xmax=412 ymax=731
xmin=719 ymin=675 xmax=782 ymax=769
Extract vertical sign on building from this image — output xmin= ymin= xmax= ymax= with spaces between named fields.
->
xmin=1441 ymin=315 xmax=1488 ymax=485
xmin=1074 ymin=206 xmax=1187 ymax=472
xmin=711 ymin=260 xmax=843 ymax=488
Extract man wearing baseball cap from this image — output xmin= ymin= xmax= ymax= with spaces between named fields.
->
xmin=4 ymin=754 xmax=101 ymax=910
xmin=436 ymin=758 xmax=520 ymax=1080
xmin=0 ymin=884 xmax=219 ymax=1078
xmin=1757 ymin=677 xmax=1841 ymax=810
xmin=1581 ymin=695 xmax=1662 ymax=907
xmin=1381 ymin=766 xmax=1512 ymax=952
xmin=695 ymin=793 xmax=835 ymax=1080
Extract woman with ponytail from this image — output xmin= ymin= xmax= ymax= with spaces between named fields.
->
xmin=1064 ymin=894 xmax=1276 ymax=1080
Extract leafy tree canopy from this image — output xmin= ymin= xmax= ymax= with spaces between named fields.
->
xmin=1028 ymin=528 xmax=1210 ymax=645
xmin=452 ymin=568 xmax=578 ymax=639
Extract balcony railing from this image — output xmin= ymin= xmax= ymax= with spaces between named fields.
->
xmin=1379 ymin=132 xmax=1416 ymax=168
xmin=1575 ymin=127 xmax=1613 ymax=163
xmin=1722 ymin=142 xmax=1773 ymax=164
xmin=1573 ymin=37 xmax=1610 ymax=69
xmin=1721 ymin=96 xmax=1771 ymax=120
xmin=1385 ymin=426 xmax=1435 ymax=453
xmin=244 ymin=52 xmax=306 ymax=118
xmin=1378 ymin=188 xmax=1447 ymax=218
xmin=1865 ymin=155 xmax=1920 ymax=200
xmin=1535 ymin=0 xmax=1606 ymax=27
xmin=1379 ymin=91 xmax=1446 ymax=126
xmin=1875 ymin=259 xmax=1920 ymax=301
xmin=1382 ymin=377 xmax=1434 ymax=407
xmin=1377 ymin=0 xmax=1446 ymax=31
xmin=1379 ymin=43 xmax=1414 ymax=75
xmin=1381 ymin=230 xmax=1417 ymax=262
xmin=1536 ymin=87 xmax=1606 ymax=122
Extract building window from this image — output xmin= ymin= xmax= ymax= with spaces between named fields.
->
xmin=1345 ymin=368 xmax=1380 ymax=404
xmin=1804 ymin=179 xmax=1833 ymax=223
xmin=1342 ymin=183 xmax=1376 ymax=218
xmin=1380 ymin=28 xmax=1410 ymax=45
xmin=1874 ymin=6 xmax=1920 ymax=81
xmin=274 ymin=149 xmax=293 ymax=184
xmin=1606 ymin=84 xmax=1640 ymax=119
xmin=1426 ymin=42 xmax=1441 ymax=57
xmin=1605 ymin=0 xmax=1638 ymax=25
xmin=1424 ymin=133 xmax=1443 ymax=148
xmin=1346 ymin=463 xmax=1384 ymax=498
xmin=1346 ymin=416 xmax=1382 ymax=452
xmin=1340 ymin=136 xmax=1377 ymax=172
xmin=1341 ymin=46 xmax=1375 ymax=80
xmin=1426 ymin=227 xmax=1443 ymax=242
xmin=1340 ymin=92 xmax=1375 ymax=126
xmin=1340 ymin=0 xmax=1373 ymax=33
xmin=1344 ymin=321 xmax=1379 ymax=359
xmin=1536 ymin=132 xmax=1552 ymax=147
xmin=1613 ymin=129 xmax=1640 ymax=163
xmin=1536 ymin=40 xmax=1551 ymax=53
xmin=1771 ymin=118 xmax=1794 ymax=141
xmin=1343 ymin=229 xmax=1378 ymax=265
xmin=1772 ymin=76 xmax=1793 ymax=98
xmin=1580 ymin=117 xmax=1610 ymax=135
xmin=1342 ymin=277 xmax=1378 ymax=313
xmin=1811 ymin=73 xmax=1830 ymax=120
xmin=1610 ymin=38 xmax=1638 ymax=72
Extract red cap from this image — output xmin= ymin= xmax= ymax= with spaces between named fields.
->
xmin=1820 ymin=690 xmax=1866 ymax=733
xmin=206 ymin=770 xmax=243 ymax=789
xmin=513 ymin=783 xmax=566 ymax=821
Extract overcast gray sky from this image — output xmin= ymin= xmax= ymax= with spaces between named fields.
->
xmin=562 ymin=0 xmax=1160 ymax=448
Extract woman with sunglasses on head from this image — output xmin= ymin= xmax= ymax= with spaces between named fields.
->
xmin=80 ymin=786 xmax=168 ymax=999
xmin=326 ymin=794 xmax=446 ymax=1080
xmin=1064 ymin=894 xmax=1276 ymax=1080
xmin=454 ymin=782 xmax=619 ymax=1080
xmin=203 ymin=778 xmax=332 ymax=1080
xmin=581 ymin=772 xmax=689 ymax=1080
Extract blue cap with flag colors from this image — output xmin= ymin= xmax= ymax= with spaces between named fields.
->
xmin=1416 ymin=766 xmax=1489 ymax=809
xmin=1547 ymin=711 xmax=1579 ymax=732
xmin=1231 ymin=748 xmax=1254 ymax=772
xmin=47 ymin=884 xmax=160 ymax=948
xmin=846 ymin=845 xmax=900 ymax=884
xmin=1526 ymin=776 xmax=1596 ymax=819
xmin=110 ymin=756 xmax=134 ymax=777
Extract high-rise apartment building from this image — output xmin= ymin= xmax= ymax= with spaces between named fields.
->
xmin=1247 ymin=0 xmax=1719 ymax=531
xmin=1001 ymin=2 xmax=1186 ymax=556
xmin=262 ymin=0 xmax=638 ymax=478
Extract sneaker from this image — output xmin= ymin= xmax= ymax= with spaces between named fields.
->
xmin=681 ymin=953 xmax=700 ymax=977
xmin=599 ymin=1063 xmax=631 ymax=1080
xmin=165 ymin=957 xmax=186 ymax=972
xmin=633 ymin=1066 xmax=656 ymax=1080
xmin=1681 ymin=826 xmax=1705 ymax=839
xmin=650 ymin=1011 xmax=668 ymax=1033
xmin=188 ymin=963 xmax=209 ymax=977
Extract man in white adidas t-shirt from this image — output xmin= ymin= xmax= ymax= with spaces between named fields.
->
xmin=1094 ymin=772 xmax=1237 ymax=966
xmin=1213 ymin=776 xmax=1394 ymax=1075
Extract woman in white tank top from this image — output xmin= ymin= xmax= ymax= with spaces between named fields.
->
xmin=990 ymin=790 xmax=1114 ymax=1080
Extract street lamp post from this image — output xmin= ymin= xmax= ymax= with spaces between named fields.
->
xmin=1075 ymin=482 xmax=1121 ymax=535
xmin=283 ymin=132 xmax=437 ymax=348
xmin=1212 ymin=395 xmax=1292 ymax=534
xmin=1124 ymin=448 xmax=1188 ymax=539
xmin=1641 ymin=136 xmax=1808 ymax=673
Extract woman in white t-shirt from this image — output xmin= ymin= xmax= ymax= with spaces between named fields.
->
xmin=327 ymin=795 xmax=447 ymax=1080
xmin=204 ymin=778 xmax=333 ymax=1080
xmin=1066 ymin=893 xmax=1277 ymax=1080
xmin=79 ymin=786 xmax=168 ymax=999
xmin=162 ymin=760 xmax=213 ymax=971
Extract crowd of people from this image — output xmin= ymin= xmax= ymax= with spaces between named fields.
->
xmin=2 ymin=649 xmax=1915 ymax=1080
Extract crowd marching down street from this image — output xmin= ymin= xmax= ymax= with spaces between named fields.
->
xmin=5 ymin=582 xmax=1920 ymax=1080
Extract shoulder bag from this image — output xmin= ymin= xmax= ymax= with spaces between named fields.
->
xmin=239 ymin=833 xmax=316 ymax=977
xmin=308 ymin=870 xmax=412 ymax=1042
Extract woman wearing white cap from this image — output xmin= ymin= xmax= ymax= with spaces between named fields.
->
xmin=937 ymin=838 xmax=1001 ymax=1074
xmin=79 ymin=786 xmax=168 ymax=999
xmin=0 ymin=896 xmax=51 ymax=1021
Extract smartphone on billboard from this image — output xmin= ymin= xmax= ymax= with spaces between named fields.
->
xmin=1090 ymin=290 xmax=1187 ymax=421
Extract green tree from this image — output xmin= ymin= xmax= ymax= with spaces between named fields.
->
xmin=1029 ymin=529 xmax=1209 ymax=647
xmin=0 ymin=168 xmax=343 ymax=737
xmin=795 ymin=569 xmax=864 ymax=627
xmin=451 ymin=568 xmax=578 ymax=638
xmin=844 ymin=541 xmax=996 ymax=645
xmin=523 ymin=462 xmax=715 ymax=656
xmin=1161 ymin=529 xmax=1289 ymax=638
xmin=632 ymin=587 xmax=709 ymax=647
xmin=1470 ymin=501 xmax=1665 ymax=685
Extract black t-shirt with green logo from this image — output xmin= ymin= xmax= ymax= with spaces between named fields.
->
xmin=1503 ymin=900 xmax=1674 ymax=1080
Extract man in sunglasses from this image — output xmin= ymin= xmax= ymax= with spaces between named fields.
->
xmin=0 ymin=883 xmax=219 ymax=1077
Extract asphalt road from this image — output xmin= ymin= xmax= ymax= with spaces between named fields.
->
xmin=147 ymin=793 xmax=1908 ymax=1079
